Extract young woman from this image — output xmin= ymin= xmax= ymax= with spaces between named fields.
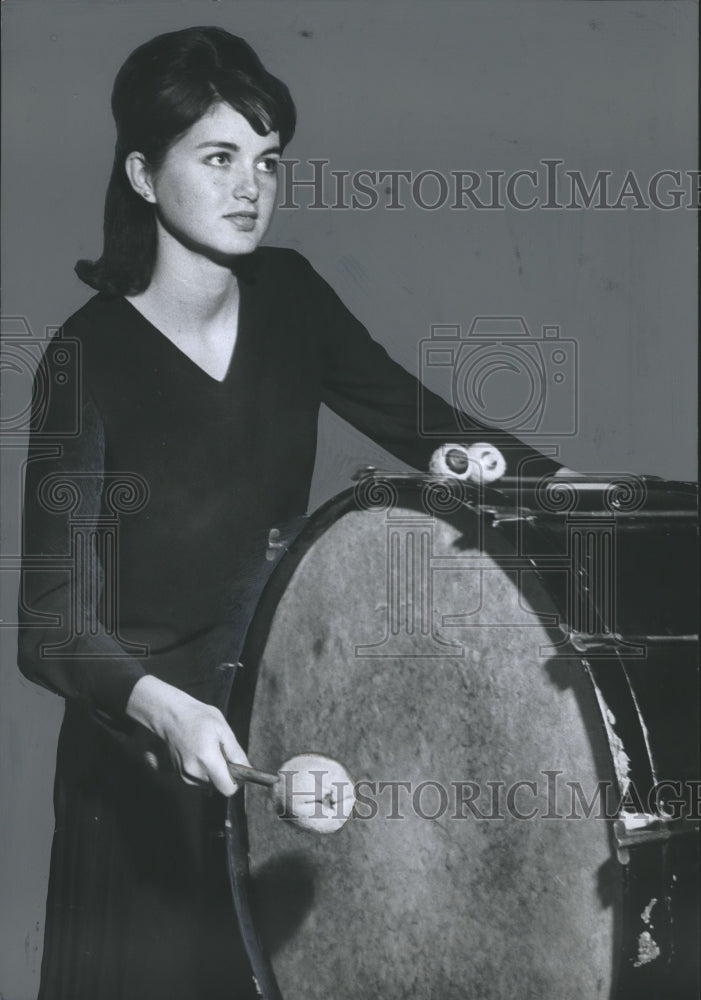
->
xmin=18 ymin=26 xmax=563 ymax=1000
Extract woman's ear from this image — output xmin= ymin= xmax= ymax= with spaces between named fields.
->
xmin=124 ymin=151 xmax=157 ymax=203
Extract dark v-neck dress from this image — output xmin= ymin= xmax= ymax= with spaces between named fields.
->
xmin=18 ymin=248 xmax=561 ymax=999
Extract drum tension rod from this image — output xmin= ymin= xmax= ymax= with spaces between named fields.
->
xmin=614 ymin=813 xmax=700 ymax=863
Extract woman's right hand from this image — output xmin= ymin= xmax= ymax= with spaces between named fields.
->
xmin=125 ymin=674 xmax=248 ymax=796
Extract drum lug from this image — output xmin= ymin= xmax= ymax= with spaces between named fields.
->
xmin=613 ymin=812 xmax=700 ymax=864
xmin=266 ymin=527 xmax=287 ymax=561
xmin=351 ymin=465 xmax=378 ymax=480
xmin=567 ymin=630 xmax=630 ymax=654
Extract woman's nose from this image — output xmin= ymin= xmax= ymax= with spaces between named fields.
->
xmin=232 ymin=166 xmax=259 ymax=201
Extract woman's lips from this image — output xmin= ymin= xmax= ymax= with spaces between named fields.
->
xmin=225 ymin=212 xmax=258 ymax=231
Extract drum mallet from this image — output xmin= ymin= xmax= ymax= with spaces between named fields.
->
xmin=227 ymin=752 xmax=356 ymax=834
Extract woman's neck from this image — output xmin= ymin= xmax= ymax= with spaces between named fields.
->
xmin=127 ymin=239 xmax=242 ymax=335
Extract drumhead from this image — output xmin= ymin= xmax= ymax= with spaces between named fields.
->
xmin=242 ymin=488 xmax=624 ymax=999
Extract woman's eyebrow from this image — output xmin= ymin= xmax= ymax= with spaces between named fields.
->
xmin=195 ymin=140 xmax=281 ymax=155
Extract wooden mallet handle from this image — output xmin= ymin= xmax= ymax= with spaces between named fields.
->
xmin=227 ymin=760 xmax=278 ymax=788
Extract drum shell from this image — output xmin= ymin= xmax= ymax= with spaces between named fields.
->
xmin=228 ymin=476 xmax=699 ymax=1000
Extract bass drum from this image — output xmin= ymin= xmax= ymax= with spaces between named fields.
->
xmin=229 ymin=474 xmax=698 ymax=1000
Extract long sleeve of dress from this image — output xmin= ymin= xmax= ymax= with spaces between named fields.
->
xmin=17 ymin=344 xmax=147 ymax=717
xmin=299 ymin=253 xmax=562 ymax=478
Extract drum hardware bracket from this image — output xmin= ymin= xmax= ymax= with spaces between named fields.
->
xmin=266 ymin=527 xmax=287 ymax=560
xmin=566 ymin=630 xmax=635 ymax=654
xmin=490 ymin=513 xmax=536 ymax=528
xmin=613 ymin=812 xmax=700 ymax=863
xmin=352 ymin=465 xmax=379 ymax=480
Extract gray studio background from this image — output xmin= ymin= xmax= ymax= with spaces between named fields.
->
xmin=1 ymin=2 xmax=697 ymax=997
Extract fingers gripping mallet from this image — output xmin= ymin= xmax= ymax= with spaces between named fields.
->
xmin=227 ymin=753 xmax=356 ymax=834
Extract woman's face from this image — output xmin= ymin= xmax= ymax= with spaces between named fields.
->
xmin=144 ymin=102 xmax=281 ymax=261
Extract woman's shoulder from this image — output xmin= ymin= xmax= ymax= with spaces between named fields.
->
xmin=245 ymin=247 xmax=339 ymax=317
xmin=58 ymin=291 xmax=129 ymax=339
xmin=251 ymin=244 xmax=310 ymax=268
xmin=38 ymin=292 xmax=139 ymax=396
xmin=245 ymin=245 xmax=318 ymax=287
xmin=55 ymin=291 xmax=147 ymax=364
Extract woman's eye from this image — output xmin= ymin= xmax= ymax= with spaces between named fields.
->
xmin=207 ymin=152 xmax=230 ymax=166
xmin=258 ymin=158 xmax=280 ymax=175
